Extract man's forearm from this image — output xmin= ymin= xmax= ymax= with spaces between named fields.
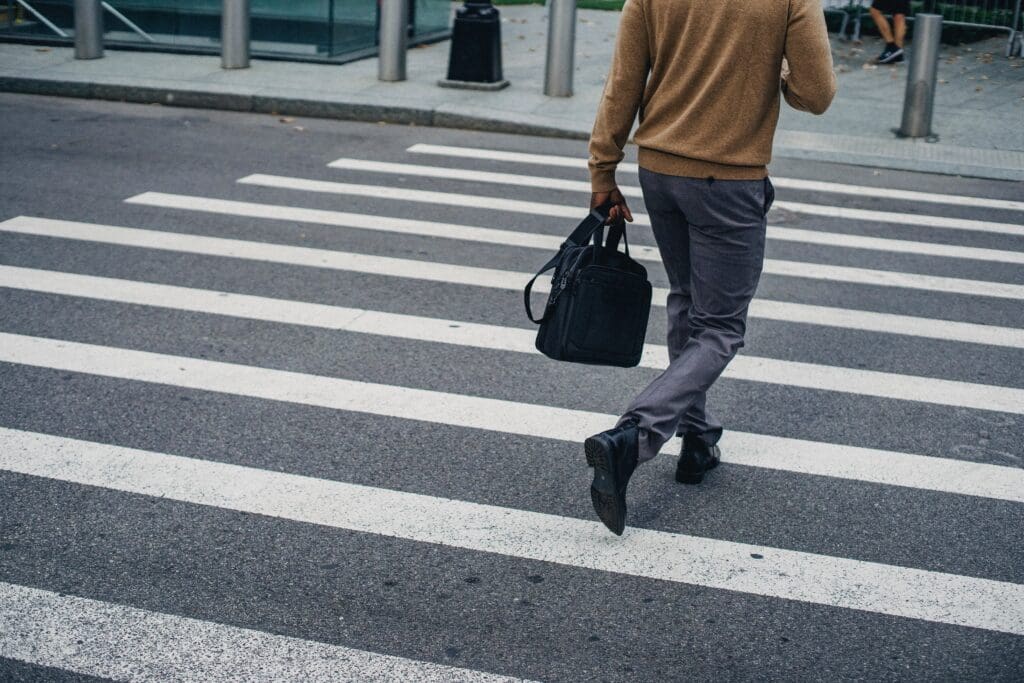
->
xmin=588 ymin=0 xmax=651 ymax=192
xmin=783 ymin=0 xmax=837 ymax=115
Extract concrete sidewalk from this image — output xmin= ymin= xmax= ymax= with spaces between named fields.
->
xmin=2 ymin=4 xmax=1022 ymax=179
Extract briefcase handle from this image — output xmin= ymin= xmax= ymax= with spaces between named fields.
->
xmin=523 ymin=202 xmax=614 ymax=324
xmin=597 ymin=219 xmax=630 ymax=258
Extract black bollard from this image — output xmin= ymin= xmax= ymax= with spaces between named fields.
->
xmin=438 ymin=0 xmax=509 ymax=90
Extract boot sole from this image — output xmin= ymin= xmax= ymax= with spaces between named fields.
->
xmin=585 ymin=435 xmax=626 ymax=536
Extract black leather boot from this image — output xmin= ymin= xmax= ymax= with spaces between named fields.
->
xmin=584 ymin=420 xmax=639 ymax=535
xmin=675 ymin=432 xmax=721 ymax=484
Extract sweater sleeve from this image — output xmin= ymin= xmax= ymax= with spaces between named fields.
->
xmin=588 ymin=0 xmax=650 ymax=193
xmin=782 ymin=0 xmax=837 ymax=115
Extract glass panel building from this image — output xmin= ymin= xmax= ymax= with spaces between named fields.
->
xmin=0 ymin=0 xmax=451 ymax=62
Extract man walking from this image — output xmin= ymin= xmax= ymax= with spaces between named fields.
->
xmin=869 ymin=0 xmax=910 ymax=64
xmin=584 ymin=0 xmax=836 ymax=535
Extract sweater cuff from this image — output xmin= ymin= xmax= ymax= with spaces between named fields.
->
xmin=590 ymin=169 xmax=618 ymax=193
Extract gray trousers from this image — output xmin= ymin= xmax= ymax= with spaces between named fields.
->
xmin=618 ymin=168 xmax=772 ymax=463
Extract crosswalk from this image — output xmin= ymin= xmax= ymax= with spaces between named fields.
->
xmin=2 ymin=135 xmax=1023 ymax=679
xmin=1 ymin=580 xmax=522 ymax=682
xmin=3 ymin=429 xmax=1022 ymax=635
xmin=237 ymin=172 xmax=1024 ymax=238
xmin=405 ymin=143 xmax=1024 ymax=212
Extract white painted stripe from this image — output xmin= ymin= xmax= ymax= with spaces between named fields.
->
xmin=0 ymin=333 xmax=1021 ymax=503
xmin=770 ymin=178 xmax=1024 ymax=213
xmin=331 ymin=156 xmax=598 ymax=192
xmin=407 ymin=143 xmax=605 ymax=170
xmin=0 ymin=215 xmax=529 ymax=290
xmin=744 ymin=299 xmax=1024 ymax=349
xmin=0 ymin=581 xmax=521 ymax=682
xmin=238 ymin=173 xmax=594 ymax=220
xmin=129 ymin=192 xmax=1024 ymax=269
xmin=763 ymin=259 xmax=1024 ymax=300
xmin=772 ymin=200 xmax=1024 ymax=238
xmin=127 ymin=192 xmax=580 ymax=253
xmin=2 ymin=428 xmax=1022 ymax=635
xmin=239 ymin=171 xmax=1024 ymax=243
xmin=5 ymin=216 xmax=1024 ymax=348
xmin=149 ymin=180 xmax=1024 ymax=301
xmin=3 ymin=265 xmax=1023 ymax=415
xmin=322 ymin=163 xmax=1024 ymax=264
xmin=767 ymin=226 xmax=1024 ymax=264
xmin=406 ymin=143 xmax=1024 ymax=213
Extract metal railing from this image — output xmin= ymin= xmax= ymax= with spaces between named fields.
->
xmin=10 ymin=0 xmax=68 ymax=37
xmin=822 ymin=0 xmax=856 ymax=38
xmin=101 ymin=1 xmax=153 ymax=43
xmin=832 ymin=0 xmax=1023 ymax=56
xmin=7 ymin=0 xmax=154 ymax=42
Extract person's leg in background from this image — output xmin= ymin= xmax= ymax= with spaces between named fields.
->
xmin=893 ymin=12 xmax=907 ymax=50
xmin=869 ymin=4 xmax=895 ymax=45
xmin=870 ymin=1 xmax=907 ymax=64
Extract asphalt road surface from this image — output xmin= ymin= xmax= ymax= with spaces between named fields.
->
xmin=1 ymin=93 xmax=1022 ymax=681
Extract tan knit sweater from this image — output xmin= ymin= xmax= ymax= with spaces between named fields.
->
xmin=589 ymin=0 xmax=837 ymax=191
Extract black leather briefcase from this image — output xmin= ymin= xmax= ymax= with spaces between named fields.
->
xmin=524 ymin=205 xmax=652 ymax=368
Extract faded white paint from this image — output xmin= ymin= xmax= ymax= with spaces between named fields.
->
xmin=239 ymin=173 xmax=1024 ymax=239
xmin=405 ymin=143 xmax=1024 ymax=213
xmin=0 ymin=332 xmax=1021 ymax=502
xmin=1 ymin=429 xmax=1022 ymax=635
xmin=4 ymin=216 xmax=1023 ymax=348
xmin=0 ymin=581 xmax=524 ymax=682
xmin=1 ymin=265 xmax=1022 ymax=415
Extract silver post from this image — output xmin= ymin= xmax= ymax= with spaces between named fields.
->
xmin=1010 ymin=0 xmax=1023 ymax=57
xmin=897 ymin=13 xmax=942 ymax=140
xmin=378 ymin=0 xmax=408 ymax=81
xmin=221 ymin=0 xmax=250 ymax=70
xmin=73 ymin=0 xmax=103 ymax=60
xmin=544 ymin=0 xmax=576 ymax=97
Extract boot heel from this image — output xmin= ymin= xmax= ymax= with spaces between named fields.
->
xmin=584 ymin=437 xmax=607 ymax=470
xmin=583 ymin=425 xmax=638 ymax=537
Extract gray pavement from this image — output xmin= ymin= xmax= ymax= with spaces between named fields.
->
xmin=0 ymin=93 xmax=1023 ymax=680
xmin=1 ymin=4 xmax=1023 ymax=179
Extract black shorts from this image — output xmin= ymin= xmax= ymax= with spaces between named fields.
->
xmin=872 ymin=0 xmax=911 ymax=15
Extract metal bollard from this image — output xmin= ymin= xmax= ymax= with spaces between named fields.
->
xmin=1010 ymin=0 xmax=1023 ymax=58
xmin=221 ymin=0 xmax=250 ymax=70
xmin=544 ymin=0 xmax=576 ymax=97
xmin=897 ymin=13 xmax=942 ymax=140
xmin=74 ymin=0 xmax=104 ymax=60
xmin=439 ymin=1 xmax=507 ymax=89
xmin=379 ymin=0 xmax=409 ymax=81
